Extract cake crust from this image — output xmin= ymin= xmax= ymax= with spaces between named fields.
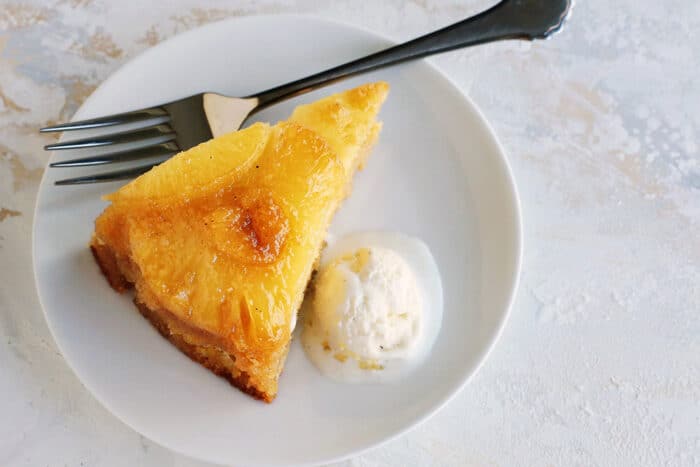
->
xmin=91 ymin=243 xmax=273 ymax=402
xmin=134 ymin=301 xmax=271 ymax=402
xmin=91 ymin=243 xmax=130 ymax=293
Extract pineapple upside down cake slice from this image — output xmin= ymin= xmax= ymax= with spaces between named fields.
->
xmin=90 ymin=82 xmax=389 ymax=402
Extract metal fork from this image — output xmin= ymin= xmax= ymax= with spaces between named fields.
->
xmin=42 ymin=0 xmax=571 ymax=185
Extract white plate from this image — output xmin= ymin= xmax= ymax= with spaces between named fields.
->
xmin=33 ymin=15 xmax=522 ymax=466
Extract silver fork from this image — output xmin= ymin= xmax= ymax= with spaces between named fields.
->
xmin=42 ymin=0 xmax=571 ymax=185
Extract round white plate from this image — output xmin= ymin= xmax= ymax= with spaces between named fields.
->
xmin=33 ymin=15 xmax=522 ymax=466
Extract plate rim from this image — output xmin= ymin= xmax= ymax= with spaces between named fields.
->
xmin=32 ymin=12 xmax=523 ymax=466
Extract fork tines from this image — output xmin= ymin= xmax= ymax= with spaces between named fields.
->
xmin=40 ymin=107 xmax=168 ymax=133
xmin=44 ymin=124 xmax=176 ymax=151
xmin=53 ymin=163 xmax=164 ymax=186
xmin=42 ymin=106 xmax=181 ymax=185
xmin=50 ymin=143 xmax=179 ymax=168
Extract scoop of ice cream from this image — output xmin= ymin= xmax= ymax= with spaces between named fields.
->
xmin=312 ymin=247 xmax=423 ymax=361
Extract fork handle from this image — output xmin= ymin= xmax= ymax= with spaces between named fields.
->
xmin=252 ymin=0 xmax=570 ymax=108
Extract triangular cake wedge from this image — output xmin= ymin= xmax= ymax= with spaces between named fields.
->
xmin=90 ymin=82 xmax=389 ymax=402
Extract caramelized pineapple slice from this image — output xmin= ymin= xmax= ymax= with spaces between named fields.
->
xmin=290 ymin=81 xmax=387 ymax=175
xmin=111 ymin=123 xmax=271 ymax=202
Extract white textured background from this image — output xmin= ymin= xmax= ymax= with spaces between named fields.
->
xmin=1 ymin=1 xmax=699 ymax=466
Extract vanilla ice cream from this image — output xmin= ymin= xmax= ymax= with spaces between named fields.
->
xmin=301 ymin=232 xmax=442 ymax=383
xmin=312 ymin=247 xmax=423 ymax=361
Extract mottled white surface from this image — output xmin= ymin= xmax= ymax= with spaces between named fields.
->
xmin=1 ymin=0 xmax=698 ymax=466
